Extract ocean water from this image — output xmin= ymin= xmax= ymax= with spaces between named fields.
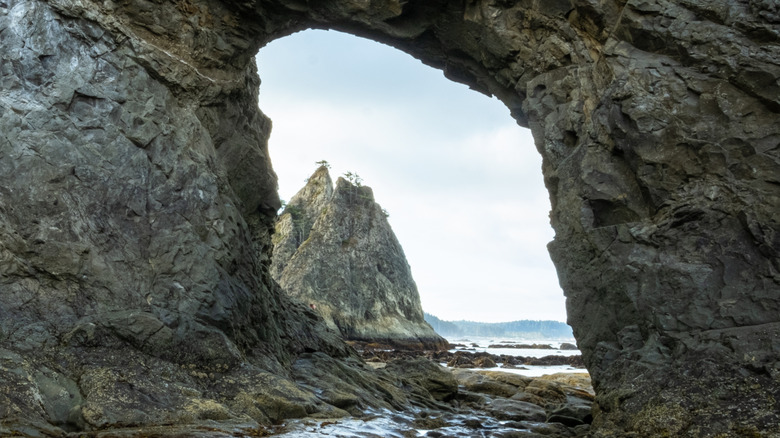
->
xmin=446 ymin=336 xmax=586 ymax=377
xmin=269 ymin=411 xmax=416 ymax=438
xmin=268 ymin=408 xmax=542 ymax=438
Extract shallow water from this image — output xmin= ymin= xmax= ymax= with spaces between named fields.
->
xmin=452 ymin=363 xmax=586 ymax=377
xmin=270 ymin=412 xmax=414 ymax=437
xmin=447 ymin=336 xmax=587 ymax=377
xmin=448 ymin=336 xmax=579 ymax=354
xmin=268 ymin=408 xmax=539 ymax=438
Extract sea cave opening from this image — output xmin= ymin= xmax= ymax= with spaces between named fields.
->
xmin=256 ymin=29 xmax=568 ymax=331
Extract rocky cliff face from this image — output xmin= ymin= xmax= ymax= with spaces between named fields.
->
xmin=272 ymin=166 xmax=446 ymax=350
xmin=0 ymin=0 xmax=359 ymax=432
xmin=1 ymin=0 xmax=778 ymax=436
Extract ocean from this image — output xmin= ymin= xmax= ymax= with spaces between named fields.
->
xmin=444 ymin=335 xmax=585 ymax=377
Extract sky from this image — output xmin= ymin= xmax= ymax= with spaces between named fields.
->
xmin=255 ymin=29 xmax=567 ymax=323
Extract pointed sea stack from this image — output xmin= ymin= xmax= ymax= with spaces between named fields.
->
xmin=272 ymin=166 xmax=447 ymax=350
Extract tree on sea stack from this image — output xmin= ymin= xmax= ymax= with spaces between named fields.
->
xmin=342 ymin=171 xmax=363 ymax=187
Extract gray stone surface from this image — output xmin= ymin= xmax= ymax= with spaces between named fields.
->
xmin=0 ymin=0 xmax=361 ymax=432
xmin=272 ymin=166 xmax=447 ymax=350
xmin=0 ymin=0 xmax=778 ymax=435
xmin=486 ymin=398 xmax=548 ymax=423
xmin=384 ymin=357 xmax=459 ymax=402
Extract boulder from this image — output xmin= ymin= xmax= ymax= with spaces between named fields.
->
xmin=485 ymin=399 xmax=547 ymax=422
xmin=522 ymin=380 xmax=567 ymax=406
xmin=473 ymin=357 xmax=498 ymax=368
xmin=447 ymin=353 xmax=476 ymax=368
xmin=384 ymin=358 xmax=458 ymax=402
xmin=547 ymin=403 xmax=593 ymax=427
xmin=451 ymin=370 xmax=519 ymax=398
xmin=537 ymin=373 xmax=594 ymax=396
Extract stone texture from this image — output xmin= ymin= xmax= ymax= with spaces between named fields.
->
xmin=0 ymin=0 xmax=391 ymax=433
xmin=0 ymin=0 xmax=778 ymax=435
xmin=272 ymin=166 xmax=447 ymax=350
xmin=384 ymin=358 xmax=459 ymax=402
xmin=486 ymin=398 xmax=548 ymax=423
xmin=451 ymin=369 xmax=593 ymax=426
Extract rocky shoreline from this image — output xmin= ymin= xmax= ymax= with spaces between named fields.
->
xmin=0 ymin=350 xmax=592 ymax=438
xmin=271 ymin=353 xmax=593 ymax=438
xmin=233 ymin=343 xmax=590 ymax=438
xmin=352 ymin=341 xmax=587 ymax=370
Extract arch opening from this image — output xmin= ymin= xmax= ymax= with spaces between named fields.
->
xmin=246 ymin=3 xmax=780 ymax=433
xmin=257 ymin=29 xmax=567 ymax=325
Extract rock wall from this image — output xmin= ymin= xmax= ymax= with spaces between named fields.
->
xmin=0 ymin=0 xmax=354 ymax=432
xmin=272 ymin=166 xmax=447 ymax=350
xmin=1 ymin=0 xmax=778 ymax=436
xmin=252 ymin=1 xmax=780 ymax=435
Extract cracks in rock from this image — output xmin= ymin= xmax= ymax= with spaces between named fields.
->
xmin=135 ymin=36 xmax=218 ymax=85
xmin=728 ymin=74 xmax=780 ymax=114
xmin=137 ymin=322 xmax=167 ymax=351
xmin=696 ymin=320 xmax=780 ymax=335
xmin=585 ymin=231 xmax=620 ymax=269
xmin=667 ymin=207 xmax=705 ymax=228
xmin=602 ymin=0 xmax=631 ymax=59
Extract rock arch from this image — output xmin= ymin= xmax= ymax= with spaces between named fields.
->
xmin=1 ymin=0 xmax=778 ymax=435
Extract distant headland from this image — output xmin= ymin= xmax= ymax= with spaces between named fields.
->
xmin=424 ymin=313 xmax=574 ymax=339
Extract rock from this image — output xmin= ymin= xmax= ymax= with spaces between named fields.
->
xmin=271 ymin=166 xmax=447 ymax=351
xmin=510 ymin=391 xmax=549 ymax=409
xmin=290 ymin=352 xmax=411 ymax=416
xmin=0 ymin=0 xmax=357 ymax=433
xmin=525 ymin=355 xmax=585 ymax=367
xmin=462 ymin=418 xmax=483 ymax=429
xmin=477 ymin=371 xmax=533 ymax=391
xmin=505 ymin=375 xmax=595 ymax=429
xmin=528 ymin=421 xmax=586 ymax=437
xmin=33 ymin=367 xmax=86 ymax=431
xmin=412 ymin=413 xmax=449 ymax=430
xmin=473 ymin=357 xmax=498 ymax=368
xmin=522 ymin=380 xmax=568 ymax=406
xmin=537 ymin=373 xmax=594 ymax=396
xmin=384 ymin=358 xmax=458 ymax=402
xmin=547 ymin=403 xmax=593 ymax=427
xmin=446 ymin=352 xmax=476 ymax=368
xmin=1 ymin=0 xmax=778 ymax=435
xmin=451 ymin=369 xmax=532 ymax=399
xmin=559 ymin=343 xmax=578 ymax=351
xmin=454 ymin=390 xmax=488 ymax=407
xmin=452 ymin=370 xmax=518 ymax=398
xmin=485 ymin=399 xmax=547 ymax=422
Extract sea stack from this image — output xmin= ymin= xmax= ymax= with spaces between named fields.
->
xmin=272 ymin=166 xmax=447 ymax=350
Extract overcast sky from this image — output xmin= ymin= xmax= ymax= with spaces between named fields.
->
xmin=255 ymin=29 xmax=567 ymax=323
